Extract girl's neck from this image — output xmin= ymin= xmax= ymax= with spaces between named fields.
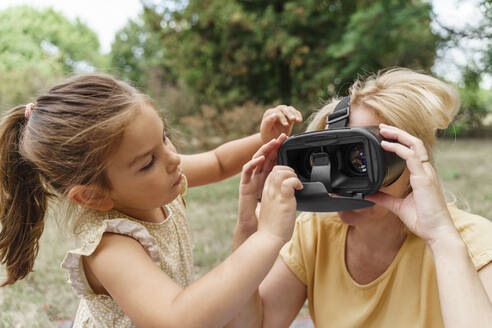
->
xmin=115 ymin=206 xmax=168 ymax=223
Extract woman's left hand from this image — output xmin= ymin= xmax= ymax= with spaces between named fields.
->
xmin=260 ymin=105 xmax=303 ymax=143
xmin=365 ymin=123 xmax=457 ymax=245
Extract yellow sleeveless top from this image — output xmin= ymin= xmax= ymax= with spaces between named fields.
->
xmin=280 ymin=205 xmax=492 ymax=328
xmin=61 ymin=177 xmax=193 ymax=328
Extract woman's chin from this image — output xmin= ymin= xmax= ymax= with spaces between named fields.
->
xmin=338 ymin=206 xmax=379 ymax=225
xmin=338 ymin=211 xmax=360 ymax=225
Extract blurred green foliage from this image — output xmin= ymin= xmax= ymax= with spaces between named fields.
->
xmin=0 ymin=6 xmax=106 ymax=109
xmin=0 ymin=1 xmax=490 ymax=140
xmin=439 ymin=0 xmax=492 ymax=136
xmin=112 ymin=0 xmax=439 ymax=111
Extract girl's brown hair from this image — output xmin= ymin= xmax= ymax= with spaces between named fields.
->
xmin=0 ymin=74 xmax=146 ymax=286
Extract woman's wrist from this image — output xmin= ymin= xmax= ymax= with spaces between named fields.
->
xmin=426 ymin=226 xmax=465 ymax=256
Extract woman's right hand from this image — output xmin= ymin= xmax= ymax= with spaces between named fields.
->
xmin=257 ymin=166 xmax=302 ymax=244
xmin=366 ymin=124 xmax=457 ymax=245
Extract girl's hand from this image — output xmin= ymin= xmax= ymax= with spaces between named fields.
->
xmin=237 ymin=134 xmax=288 ymax=236
xmin=258 ymin=166 xmax=302 ymax=244
xmin=365 ymin=124 xmax=457 ymax=245
xmin=260 ymin=105 xmax=302 ymax=143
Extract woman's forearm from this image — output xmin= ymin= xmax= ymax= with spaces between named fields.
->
xmin=429 ymin=232 xmax=492 ymax=328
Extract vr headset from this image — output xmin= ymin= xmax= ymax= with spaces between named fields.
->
xmin=277 ymin=96 xmax=406 ymax=212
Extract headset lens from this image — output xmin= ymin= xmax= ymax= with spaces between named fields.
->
xmin=348 ymin=144 xmax=367 ymax=174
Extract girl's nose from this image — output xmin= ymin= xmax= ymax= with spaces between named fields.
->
xmin=164 ymin=146 xmax=181 ymax=172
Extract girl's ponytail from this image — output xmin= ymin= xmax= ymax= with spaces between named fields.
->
xmin=0 ymin=74 xmax=146 ymax=286
xmin=0 ymin=105 xmax=49 ymax=286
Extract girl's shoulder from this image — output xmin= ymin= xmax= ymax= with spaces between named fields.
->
xmin=61 ymin=213 xmax=160 ymax=297
xmin=61 ymin=175 xmax=190 ymax=297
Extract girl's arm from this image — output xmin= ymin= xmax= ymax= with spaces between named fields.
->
xmin=226 ymin=135 xmax=307 ymax=328
xmin=180 ymin=105 xmax=302 ymax=187
xmin=85 ymin=230 xmax=284 ymax=328
xmin=83 ymin=165 xmax=302 ymax=328
xmin=366 ymin=124 xmax=492 ymax=328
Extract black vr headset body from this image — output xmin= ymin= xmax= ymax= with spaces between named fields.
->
xmin=277 ymin=96 xmax=406 ymax=212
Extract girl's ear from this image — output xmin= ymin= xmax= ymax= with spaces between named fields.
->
xmin=68 ymin=185 xmax=114 ymax=211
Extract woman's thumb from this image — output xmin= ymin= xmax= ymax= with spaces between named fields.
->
xmin=365 ymin=191 xmax=402 ymax=215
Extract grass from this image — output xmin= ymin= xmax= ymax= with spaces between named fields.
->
xmin=0 ymin=138 xmax=491 ymax=327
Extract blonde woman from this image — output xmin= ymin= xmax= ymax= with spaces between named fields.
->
xmin=229 ymin=68 xmax=492 ymax=328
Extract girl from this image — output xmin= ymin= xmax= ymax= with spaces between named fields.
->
xmin=0 ymin=73 xmax=303 ymax=327
xmin=229 ymin=68 xmax=492 ymax=328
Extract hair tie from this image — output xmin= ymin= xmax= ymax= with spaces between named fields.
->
xmin=25 ymin=103 xmax=35 ymax=119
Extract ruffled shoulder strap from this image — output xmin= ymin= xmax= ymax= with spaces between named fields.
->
xmin=61 ymin=217 xmax=160 ymax=297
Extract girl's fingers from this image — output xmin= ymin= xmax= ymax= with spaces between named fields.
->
xmin=253 ymin=143 xmax=277 ymax=173
xmin=292 ymin=107 xmax=303 ymax=122
xmin=253 ymin=134 xmax=287 ymax=174
xmin=276 ymin=133 xmax=288 ymax=143
xmin=379 ymin=124 xmax=429 ymax=162
xmin=281 ymin=177 xmax=303 ymax=195
xmin=272 ymin=165 xmax=296 ymax=174
xmin=279 ymin=106 xmax=302 ymax=123
xmin=241 ymin=156 xmax=265 ymax=184
xmin=263 ymin=105 xmax=302 ymax=129
xmin=253 ymin=139 xmax=277 ymax=159
xmin=255 ymin=133 xmax=286 ymax=158
xmin=271 ymin=111 xmax=289 ymax=126
xmin=263 ymin=135 xmax=286 ymax=162
xmin=264 ymin=154 xmax=278 ymax=173
xmin=268 ymin=166 xmax=298 ymax=184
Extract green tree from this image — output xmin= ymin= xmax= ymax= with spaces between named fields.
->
xmin=120 ymin=0 xmax=438 ymax=110
xmin=0 ymin=5 xmax=104 ymax=108
xmin=434 ymin=0 xmax=491 ymax=132
xmin=110 ymin=7 xmax=173 ymax=90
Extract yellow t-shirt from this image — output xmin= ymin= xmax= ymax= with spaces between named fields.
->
xmin=280 ymin=205 xmax=492 ymax=328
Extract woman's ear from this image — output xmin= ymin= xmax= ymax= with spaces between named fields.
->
xmin=68 ymin=185 xmax=114 ymax=211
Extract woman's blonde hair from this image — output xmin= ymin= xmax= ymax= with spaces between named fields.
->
xmin=307 ymin=68 xmax=460 ymax=161
xmin=0 ymin=74 xmax=153 ymax=286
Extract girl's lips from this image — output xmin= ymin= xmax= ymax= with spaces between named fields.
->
xmin=173 ymin=173 xmax=183 ymax=186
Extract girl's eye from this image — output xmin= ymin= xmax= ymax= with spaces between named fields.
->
xmin=163 ymin=131 xmax=169 ymax=143
xmin=141 ymin=155 xmax=155 ymax=171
